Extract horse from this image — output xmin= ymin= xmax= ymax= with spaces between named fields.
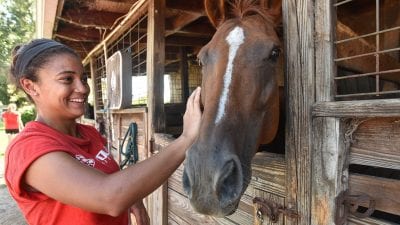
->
xmin=182 ymin=0 xmax=283 ymax=217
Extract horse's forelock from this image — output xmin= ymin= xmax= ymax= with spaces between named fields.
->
xmin=229 ymin=0 xmax=274 ymax=25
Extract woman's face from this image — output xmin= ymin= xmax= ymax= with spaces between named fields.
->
xmin=33 ymin=53 xmax=89 ymax=121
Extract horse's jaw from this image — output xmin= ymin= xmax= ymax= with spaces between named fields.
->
xmin=182 ymin=122 xmax=261 ymax=217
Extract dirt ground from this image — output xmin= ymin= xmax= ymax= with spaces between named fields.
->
xmin=0 ymin=132 xmax=27 ymax=225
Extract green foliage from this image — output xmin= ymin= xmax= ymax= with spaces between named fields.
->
xmin=19 ymin=105 xmax=36 ymax=125
xmin=0 ymin=0 xmax=35 ymax=106
xmin=0 ymin=68 xmax=9 ymax=105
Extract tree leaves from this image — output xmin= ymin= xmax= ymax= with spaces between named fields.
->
xmin=0 ymin=0 xmax=34 ymax=106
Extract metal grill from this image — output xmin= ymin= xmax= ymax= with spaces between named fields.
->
xmin=334 ymin=0 xmax=400 ymax=100
xmin=94 ymin=53 xmax=106 ymax=110
xmin=188 ymin=60 xmax=202 ymax=93
xmin=105 ymin=14 xmax=148 ymax=106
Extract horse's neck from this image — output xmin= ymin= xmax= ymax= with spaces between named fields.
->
xmin=259 ymin=86 xmax=284 ymax=145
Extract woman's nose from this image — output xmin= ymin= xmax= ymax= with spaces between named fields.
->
xmin=75 ymin=79 xmax=90 ymax=93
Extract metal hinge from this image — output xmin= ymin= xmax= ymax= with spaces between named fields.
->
xmin=253 ymin=197 xmax=299 ymax=223
xmin=335 ymin=190 xmax=376 ymax=225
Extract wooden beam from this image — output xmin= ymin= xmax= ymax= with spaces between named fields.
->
xmin=165 ymin=36 xmax=210 ymax=47
xmin=146 ymin=0 xmax=167 ymax=224
xmin=61 ymin=9 xmax=125 ymax=28
xmin=283 ymin=0 xmax=314 ymax=224
xmin=312 ymin=99 xmax=400 ymax=118
xmin=165 ymin=11 xmax=204 ymax=36
xmin=55 ymin=25 xmax=101 ymax=42
xmin=166 ymin=0 xmax=205 ymax=13
xmin=84 ymin=0 xmax=137 ymax=14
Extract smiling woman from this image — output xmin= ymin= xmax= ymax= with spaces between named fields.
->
xmin=4 ymin=38 xmax=203 ymax=225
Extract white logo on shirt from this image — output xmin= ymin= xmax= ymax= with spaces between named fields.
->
xmin=96 ymin=149 xmax=110 ymax=161
xmin=75 ymin=155 xmax=95 ymax=167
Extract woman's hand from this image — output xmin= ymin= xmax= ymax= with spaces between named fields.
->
xmin=130 ymin=200 xmax=150 ymax=225
xmin=181 ymin=87 xmax=202 ymax=143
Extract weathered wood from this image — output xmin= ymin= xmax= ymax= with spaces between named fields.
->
xmin=146 ymin=0 xmax=167 ymax=224
xmin=348 ymin=215 xmax=398 ymax=225
xmin=350 ymin=118 xmax=400 ymax=169
xmin=168 ymin=189 xmax=216 ymax=224
xmin=283 ymin=0 xmax=314 ymax=224
xmin=313 ymin=99 xmax=400 ymax=118
xmin=312 ymin=1 xmax=351 ymax=224
xmin=349 ymin=174 xmax=400 ymax=216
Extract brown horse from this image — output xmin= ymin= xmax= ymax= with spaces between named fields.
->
xmin=182 ymin=0 xmax=282 ymax=217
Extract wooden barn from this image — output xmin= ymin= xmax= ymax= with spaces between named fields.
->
xmin=36 ymin=0 xmax=400 ymax=224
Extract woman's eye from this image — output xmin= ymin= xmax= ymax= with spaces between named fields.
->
xmin=269 ymin=48 xmax=281 ymax=62
xmin=62 ymin=77 xmax=73 ymax=82
xmin=81 ymin=76 xmax=88 ymax=84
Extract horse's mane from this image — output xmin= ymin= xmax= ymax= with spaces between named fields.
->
xmin=228 ymin=0 xmax=275 ymax=25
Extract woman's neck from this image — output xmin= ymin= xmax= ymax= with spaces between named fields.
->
xmin=36 ymin=115 xmax=79 ymax=137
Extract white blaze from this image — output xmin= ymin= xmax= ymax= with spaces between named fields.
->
xmin=215 ymin=26 xmax=245 ymax=124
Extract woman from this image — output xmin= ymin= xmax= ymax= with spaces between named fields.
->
xmin=5 ymin=39 xmax=202 ymax=225
xmin=1 ymin=103 xmax=24 ymax=143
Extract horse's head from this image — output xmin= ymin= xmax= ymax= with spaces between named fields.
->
xmin=182 ymin=0 xmax=282 ymax=217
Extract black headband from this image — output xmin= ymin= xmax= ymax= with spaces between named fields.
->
xmin=14 ymin=39 xmax=65 ymax=76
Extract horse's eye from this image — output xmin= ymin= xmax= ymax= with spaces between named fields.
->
xmin=269 ymin=48 xmax=281 ymax=61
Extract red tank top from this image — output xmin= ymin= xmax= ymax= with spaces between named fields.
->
xmin=2 ymin=111 xmax=19 ymax=129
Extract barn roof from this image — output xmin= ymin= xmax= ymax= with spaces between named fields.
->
xmin=36 ymin=0 xmax=214 ymax=65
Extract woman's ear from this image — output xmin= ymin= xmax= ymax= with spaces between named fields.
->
xmin=204 ymin=0 xmax=226 ymax=28
xmin=20 ymin=78 xmax=38 ymax=97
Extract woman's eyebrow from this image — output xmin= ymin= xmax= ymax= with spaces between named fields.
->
xmin=56 ymin=70 xmax=78 ymax=76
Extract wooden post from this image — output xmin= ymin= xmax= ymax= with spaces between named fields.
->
xmin=146 ymin=0 xmax=167 ymax=224
xmin=311 ymin=1 xmax=349 ymax=224
xmin=282 ymin=0 xmax=315 ymax=224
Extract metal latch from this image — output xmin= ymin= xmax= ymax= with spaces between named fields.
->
xmin=253 ymin=197 xmax=299 ymax=223
xmin=335 ymin=190 xmax=376 ymax=225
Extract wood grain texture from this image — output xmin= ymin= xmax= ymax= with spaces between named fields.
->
xmin=283 ymin=0 xmax=315 ymax=224
xmin=350 ymin=118 xmax=400 ymax=169
xmin=349 ymin=174 xmax=400 ymax=216
xmin=313 ymin=99 xmax=400 ymax=118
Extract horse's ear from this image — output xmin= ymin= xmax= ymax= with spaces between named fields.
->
xmin=204 ymin=0 xmax=226 ymax=28
xmin=261 ymin=0 xmax=282 ymax=26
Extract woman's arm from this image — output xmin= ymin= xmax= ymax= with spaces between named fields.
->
xmin=24 ymin=87 xmax=202 ymax=216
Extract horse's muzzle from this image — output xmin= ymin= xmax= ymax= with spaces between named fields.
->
xmin=182 ymin=144 xmax=244 ymax=217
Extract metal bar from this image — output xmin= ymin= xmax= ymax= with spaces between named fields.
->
xmin=334 ymin=0 xmax=353 ymax=7
xmin=334 ymin=68 xmax=400 ymax=80
xmin=375 ymin=0 xmax=380 ymax=95
xmin=335 ymin=90 xmax=400 ymax=98
xmin=335 ymin=26 xmax=400 ymax=45
xmin=334 ymin=47 xmax=400 ymax=62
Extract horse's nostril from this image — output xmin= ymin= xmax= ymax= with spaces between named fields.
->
xmin=215 ymin=159 xmax=243 ymax=206
xmin=182 ymin=168 xmax=192 ymax=198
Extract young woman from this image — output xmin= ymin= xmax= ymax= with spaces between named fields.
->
xmin=5 ymin=38 xmax=202 ymax=225
xmin=1 ymin=103 xmax=24 ymax=143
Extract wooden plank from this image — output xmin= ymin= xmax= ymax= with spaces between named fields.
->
xmin=251 ymin=153 xmax=286 ymax=197
xmin=313 ymin=99 xmax=400 ymax=118
xmin=349 ymin=174 xmax=400 ymax=216
xmin=348 ymin=215 xmax=398 ymax=225
xmin=168 ymin=211 xmax=191 ymax=225
xmin=168 ymin=189 xmax=217 ymax=225
xmin=283 ymin=0 xmax=315 ymax=224
xmin=350 ymin=118 xmax=400 ymax=169
xmin=146 ymin=0 xmax=167 ymax=224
